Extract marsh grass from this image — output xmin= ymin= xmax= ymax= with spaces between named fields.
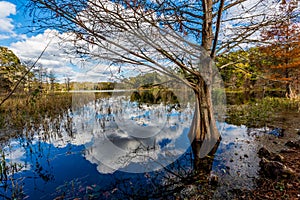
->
xmin=226 ymin=97 xmax=300 ymax=127
xmin=0 ymin=92 xmax=72 ymax=136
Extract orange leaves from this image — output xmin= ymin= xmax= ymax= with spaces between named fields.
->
xmin=259 ymin=0 xmax=300 ymax=95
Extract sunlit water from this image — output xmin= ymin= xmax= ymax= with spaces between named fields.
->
xmin=0 ymin=93 xmax=261 ymax=199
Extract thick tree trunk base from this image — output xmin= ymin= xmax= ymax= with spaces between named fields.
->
xmin=192 ymin=138 xmax=221 ymax=172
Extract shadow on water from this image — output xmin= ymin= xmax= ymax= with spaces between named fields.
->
xmin=0 ymin=91 xmax=262 ymax=199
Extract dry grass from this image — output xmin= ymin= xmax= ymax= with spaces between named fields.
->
xmin=0 ymin=92 xmax=72 ymax=132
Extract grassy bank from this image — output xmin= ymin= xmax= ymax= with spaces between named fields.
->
xmin=226 ymin=96 xmax=300 ymax=127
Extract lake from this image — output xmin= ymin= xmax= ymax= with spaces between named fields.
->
xmin=0 ymin=91 xmax=261 ymax=199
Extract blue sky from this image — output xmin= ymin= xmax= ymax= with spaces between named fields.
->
xmin=0 ymin=0 xmax=114 ymax=83
xmin=0 ymin=0 xmax=26 ymax=45
xmin=0 ymin=0 xmax=43 ymax=46
xmin=0 ymin=0 xmax=156 ymax=84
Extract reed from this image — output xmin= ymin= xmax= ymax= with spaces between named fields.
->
xmin=0 ymin=92 xmax=72 ymax=135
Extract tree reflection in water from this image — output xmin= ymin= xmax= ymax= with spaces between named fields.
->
xmin=74 ymin=88 xmax=220 ymax=199
xmin=0 ymin=89 xmax=224 ymax=199
xmin=99 ymin=143 xmax=220 ymax=199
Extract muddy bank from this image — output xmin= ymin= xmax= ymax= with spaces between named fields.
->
xmin=227 ymin=111 xmax=300 ymax=199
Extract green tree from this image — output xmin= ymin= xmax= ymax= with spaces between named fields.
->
xmin=217 ymin=48 xmax=262 ymax=90
xmin=0 ymin=47 xmax=29 ymax=93
xmin=125 ymin=72 xmax=164 ymax=88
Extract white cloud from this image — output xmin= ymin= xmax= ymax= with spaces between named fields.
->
xmin=220 ymin=0 xmax=300 ymax=51
xmin=9 ymin=29 xmax=114 ymax=83
xmin=0 ymin=34 xmax=10 ymax=40
xmin=219 ymin=0 xmax=281 ymax=50
xmin=0 ymin=1 xmax=16 ymax=33
xmin=0 ymin=1 xmax=31 ymax=43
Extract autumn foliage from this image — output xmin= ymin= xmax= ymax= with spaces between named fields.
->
xmin=260 ymin=0 xmax=300 ymax=98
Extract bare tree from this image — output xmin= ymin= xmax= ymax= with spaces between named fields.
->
xmin=65 ymin=76 xmax=71 ymax=92
xmin=27 ymin=0 xmax=286 ymax=156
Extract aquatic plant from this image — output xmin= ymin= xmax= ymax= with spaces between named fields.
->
xmin=226 ymin=97 xmax=300 ymax=127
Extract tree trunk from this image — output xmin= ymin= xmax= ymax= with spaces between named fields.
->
xmin=187 ymin=0 xmax=221 ymax=160
xmin=188 ymin=79 xmax=221 ymax=158
xmin=191 ymin=138 xmax=220 ymax=172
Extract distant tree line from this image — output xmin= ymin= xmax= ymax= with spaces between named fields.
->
xmin=0 ymin=47 xmax=118 ymax=96
xmin=1 ymin=35 xmax=299 ymax=99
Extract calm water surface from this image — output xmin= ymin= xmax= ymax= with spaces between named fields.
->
xmin=0 ymin=93 xmax=261 ymax=199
